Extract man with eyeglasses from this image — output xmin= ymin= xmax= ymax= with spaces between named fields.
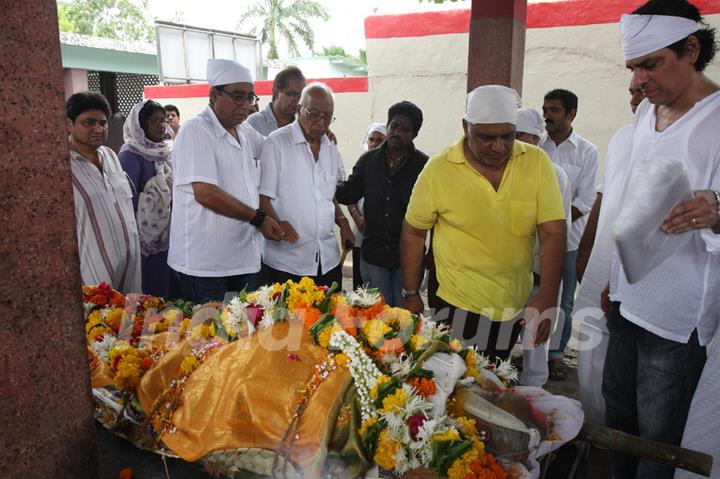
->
xmin=259 ymin=82 xmax=354 ymax=287
xmin=401 ymin=85 xmax=567 ymax=360
xmin=168 ymin=59 xmax=286 ymax=303
xmin=66 ymin=91 xmax=141 ymax=294
xmin=246 ymin=66 xmax=306 ymax=137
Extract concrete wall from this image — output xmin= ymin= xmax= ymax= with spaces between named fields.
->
xmin=63 ymin=68 xmax=88 ymax=99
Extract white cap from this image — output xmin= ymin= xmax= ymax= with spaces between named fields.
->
xmin=516 ymin=108 xmax=545 ymax=137
xmin=464 ymin=85 xmax=521 ymax=125
xmin=620 ymin=14 xmax=698 ymax=61
xmin=207 ymin=59 xmax=254 ymax=86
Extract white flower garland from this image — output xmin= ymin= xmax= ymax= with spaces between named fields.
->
xmin=329 ymin=330 xmax=382 ymax=421
xmin=346 ymin=286 xmax=383 ymax=308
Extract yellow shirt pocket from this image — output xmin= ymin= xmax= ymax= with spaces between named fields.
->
xmin=510 ymin=200 xmax=537 ymax=237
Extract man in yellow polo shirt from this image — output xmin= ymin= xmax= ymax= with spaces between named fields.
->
xmin=401 ymin=85 xmax=567 ymax=360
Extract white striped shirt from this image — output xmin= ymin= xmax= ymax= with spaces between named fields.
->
xmin=71 ymin=146 xmax=141 ymax=294
xmin=609 ymin=92 xmax=720 ymax=346
xmin=168 ymin=105 xmax=265 ymax=277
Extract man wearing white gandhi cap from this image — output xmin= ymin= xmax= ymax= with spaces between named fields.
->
xmin=168 ymin=59 xmax=286 ymax=303
xmin=598 ymin=1 xmax=720 ymax=477
xmin=401 ymin=85 xmax=567 ymax=360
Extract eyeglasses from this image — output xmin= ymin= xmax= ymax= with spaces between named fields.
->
xmin=281 ymin=89 xmax=301 ymax=99
xmin=79 ymin=118 xmax=108 ymax=128
xmin=301 ymin=106 xmax=335 ymax=124
xmin=218 ymin=87 xmax=260 ymax=106
xmin=147 ymin=117 xmax=168 ymax=127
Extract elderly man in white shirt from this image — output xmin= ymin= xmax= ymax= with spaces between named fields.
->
xmin=539 ymin=89 xmax=599 ymax=380
xmin=259 ymin=82 xmax=354 ymax=287
xmin=168 ymin=59 xmax=285 ymax=303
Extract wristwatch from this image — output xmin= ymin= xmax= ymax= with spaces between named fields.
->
xmin=401 ymin=288 xmax=420 ymax=298
xmin=250 ymin=209 xmax=266 ymax=227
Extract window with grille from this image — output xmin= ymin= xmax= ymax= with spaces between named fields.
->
xmin=86 ymin=71 xmax=159 ymax=117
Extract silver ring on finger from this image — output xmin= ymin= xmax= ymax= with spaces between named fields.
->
xmin=691 ymin=218 xmax=698 ymax=226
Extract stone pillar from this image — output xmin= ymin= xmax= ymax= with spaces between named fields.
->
xmin=467 ymin=0 xmax=527 ymax=94
xmin=0 ymin=2 xmax=99 ymax=478
xmin=63 ymin=68 xmax=89 ymax=99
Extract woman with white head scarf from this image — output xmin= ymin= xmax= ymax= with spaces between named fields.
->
xmin=348 ymin=122 xmax=388 ymax=289
xmin=119 ymin=99 xmax=177 ymax=297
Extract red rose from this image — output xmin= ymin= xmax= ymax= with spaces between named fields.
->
xmin=407 ymin=414 xmax=427 ymax=440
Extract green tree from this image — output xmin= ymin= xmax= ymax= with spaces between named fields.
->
xmin=237 ymin=0 xmax=330 ymax=60
xmin=321 ymin=45 xmax=367 ymax=65
xmin=57 ymin=0 xmax=154 ymax=43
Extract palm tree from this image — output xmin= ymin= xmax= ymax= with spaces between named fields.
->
xmin=237 ymin=0 xmax=330 ymax=60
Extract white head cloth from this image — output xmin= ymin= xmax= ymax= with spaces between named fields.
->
xmin=207 ymin=59 xmax=254 ymax=86
xmin=464 ymin=85 xmax=521 ymax=125
xmin=620 ymin=14 xmax=699 ymax=61
xmin=361 ymin=122 xmax=387 ymax=150
xmin=516 ymin=108 xmax=545 ymax=137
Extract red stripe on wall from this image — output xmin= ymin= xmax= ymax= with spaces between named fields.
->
xmin=145 ymin=76 xmax=368 ymax=99
xmin=365 ymin=0 xmax=720 ymax=39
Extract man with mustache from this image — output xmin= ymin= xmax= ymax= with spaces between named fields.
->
xmin=401 ymin=85 xmax=567 ymax=360
xmin=539 ymin=89 xmax=599 ymax=380
xmin=335 ymin=101 xmax=428 ymax=306
xmin=67 ymin=91 xmax=141 ymax=294
xmin=168 ymin=59 xmax=285 ymax=303
xmin=259 ymin=83 xmax=354 ymax=287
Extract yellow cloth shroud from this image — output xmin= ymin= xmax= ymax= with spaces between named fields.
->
xmin=137 ymin=320 xmax=352 ymax=475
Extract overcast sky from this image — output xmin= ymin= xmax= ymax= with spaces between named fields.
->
xmin=148 ymin=0 xmax=551 ymax=58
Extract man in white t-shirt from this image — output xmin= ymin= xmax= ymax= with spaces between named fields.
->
xmin=168 ymin=59 xmax=285 ymax=303
xmin=602 ymin=2 xmax=720 ymax=477
xmin=539 ymin=89 xmax=599 ymax=380
xmin=259 ymin=83 xmax=354 ymax=287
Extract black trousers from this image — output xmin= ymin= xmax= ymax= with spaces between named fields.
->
xmin=432 ymin=295 xmax=524 ymax=361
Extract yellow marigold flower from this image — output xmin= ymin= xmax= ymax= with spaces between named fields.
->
xmin=374 ymin=429 xmax=400 ymax=470
xmin=334 ymin=353 xmax=349 ymax=368
xmin=105 ymin=308 xmax=124 ymax=329
xmin=114 ymin=356 xmax=142 ymax=389
xmin=379 ymin=387 xmax=408 ymax=414
xmin=446 ymin=447 xmax=479 ymax=479
xmin=190 ymin=323 xmax=215 ymax=341
xmin=318 ymin=323 xmax=342 ymax=349
xmin=362 ymin=319 xmax=391 ymax=347
xmin=379 ymin=307 xmax=413 ymax=332
xmin=358 ymin=417 xmax=378 ymax=438
xmin=179 ymin=318 xmax=191 ymax=333
xmin=245 ymin=292 xmax=258 ymax=303
xmin=409 ymin=334 xmax=429 ymax=352
xmin=181 ymin=355 xmax=200 ymax=375
xmin=457 ymin=416 xmax=478 ymax=437
xmin=432 ymin=428 xmax=461 ymax=443
xmin=449 ymin=338 xmax=463 ymax=352
xmin=370 ymin=375 xmax=392 ymax=401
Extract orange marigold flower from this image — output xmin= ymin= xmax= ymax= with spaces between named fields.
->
xmin=118 ymin=467 xmax=133 ymax=479
xmin=408 ymin=377 xmax=436 ymax=397
xmin=139 ymin=356 xmax=154 ymax=370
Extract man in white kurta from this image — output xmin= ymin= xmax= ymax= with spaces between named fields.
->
xmin=259 ymin=83 xmax=354 ymax=287
xmin=168 ymin=59 xmax=285 ymax=303
xmin=67 ymin=92 xmax=141 ymax=294
xmin=539 ymin=90 xmax=599 ymax=379
xmin=602 ymin=5 xmax=720 ymax=477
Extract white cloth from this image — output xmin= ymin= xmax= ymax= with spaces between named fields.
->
xmin=70 ymin=147 xmax=141 ymax=294
xmin=614 ymin=157 xmax=694 ymax=283
xmin=677 ymin=339 xmax=720 ymax=479
xmin=465 ymin=85 xmax=521 ymax=125
xmin=620 ymin=14 xmax=699 ymax=61
xmin=517 ymin=108 xmax=545 ymax=137
xmin=534 ymin=164 xmax=572 ymax=272
xmin=609 ymin=93 xmax=720 ymax=346
xmin=540 ymin=131 xmax=599 ymax=251
xmin=572 ymin=123 xmax=634 ymax=426
xmin=168 ymin=105 xmax=265 ymax=277
xmin=259 ymin=120 xmax=346 ymax=276
xmin=207 ymin=59 xmax=253 ymax=86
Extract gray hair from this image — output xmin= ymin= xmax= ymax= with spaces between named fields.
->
xmin=299 ymin=82 xmax=334 ymax=105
